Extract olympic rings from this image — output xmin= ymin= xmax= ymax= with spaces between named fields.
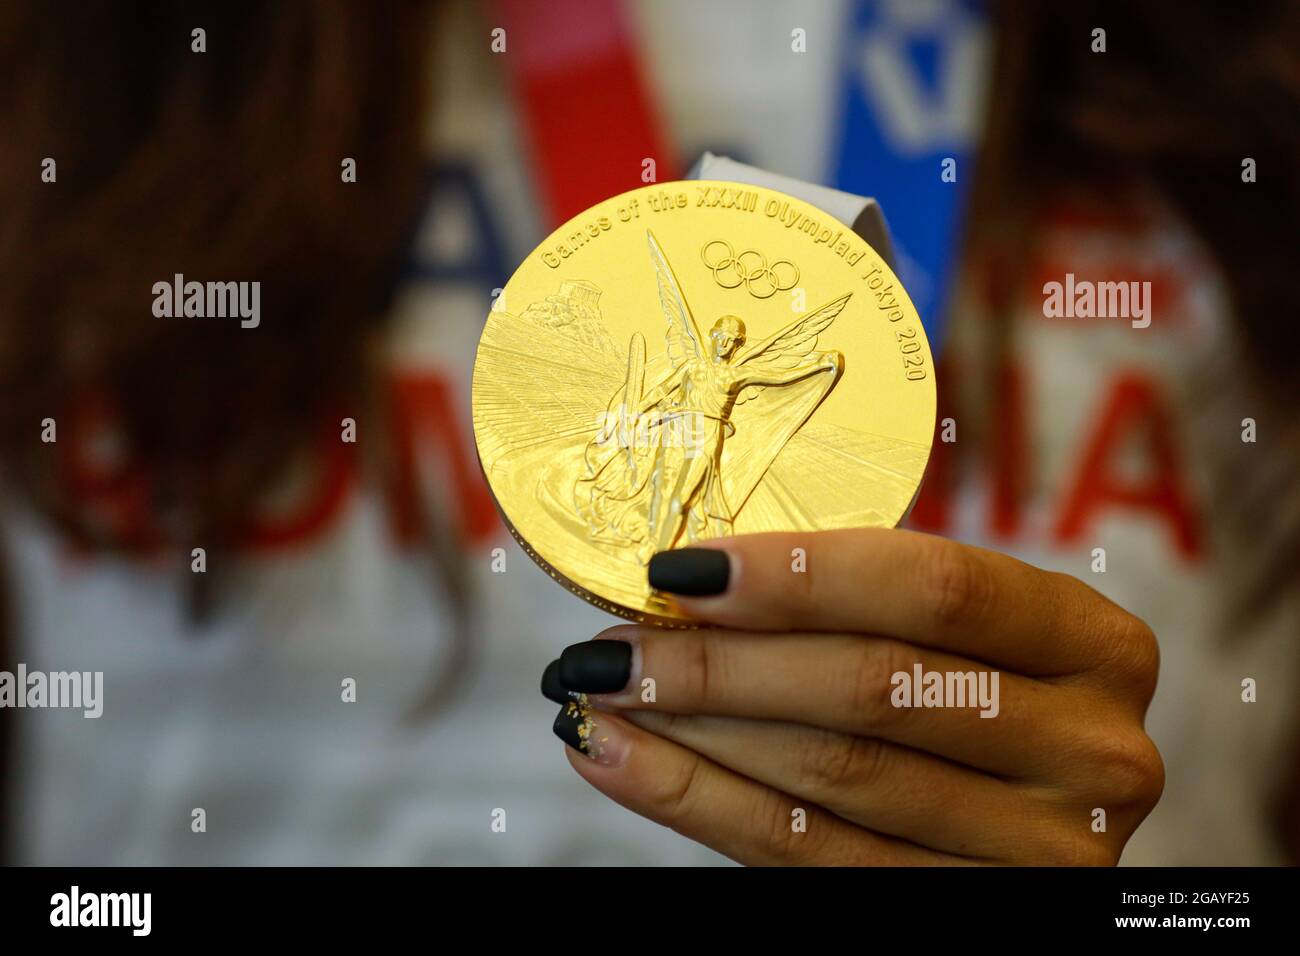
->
xmin=700 ymin=240 xmax=800 ymax=299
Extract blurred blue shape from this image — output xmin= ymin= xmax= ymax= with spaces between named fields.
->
xmin=829 ymin=0 xmax=986 ymax=352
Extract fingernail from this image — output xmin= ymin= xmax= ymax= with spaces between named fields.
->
xmin=540 ymin=659 xmax=581 ymax=704
xmin=552 ymin=699 xmax=628 ymax=766
xmin=648 ymin=547 xmax=731 ymax=596
xmin=559 ymin=639 xmax=632 ymax=693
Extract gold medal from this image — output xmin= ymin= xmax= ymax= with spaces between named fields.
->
xmin=472 ymin=180 xmax=936 ymax=623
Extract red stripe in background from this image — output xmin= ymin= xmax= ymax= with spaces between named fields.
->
xmin=489 ymin=0 xmax=679 ymax=227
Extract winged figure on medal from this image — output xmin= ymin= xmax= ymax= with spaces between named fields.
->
xmin=573 ymin=231 xmax=849 ymax=562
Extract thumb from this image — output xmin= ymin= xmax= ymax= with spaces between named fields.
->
xmin=647 ymin=532 xmax=824 ymax=630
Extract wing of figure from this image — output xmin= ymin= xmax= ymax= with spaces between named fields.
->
xmin=716 ymin=293 xmax=851 ymax=517
xmin=647 ymin=229 xmax=705 ymax=369
xmin=732 ymin=293 xmax=851 ymax=404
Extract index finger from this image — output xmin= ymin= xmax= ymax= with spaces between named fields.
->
xmin=649 ymin=528 xmax=1146 ymax=677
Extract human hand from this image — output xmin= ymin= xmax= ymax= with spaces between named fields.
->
xmin=542 ymin=529 xmax=1163 ymax=865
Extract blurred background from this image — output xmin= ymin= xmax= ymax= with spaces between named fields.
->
xmin=1 ymin=0 xmax=1297 ymax=865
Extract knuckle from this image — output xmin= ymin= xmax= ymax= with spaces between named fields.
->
xmin=1099 ymin=731 xmax=1166 ymax=811
xmin=797 ymin=728 xmax=888 ymax=795
xmin=1110 ymin=617 xmax=1161 ymax=700
xmin=681 ymin=634 xmax=715 ymax=704
xmin=754 ymin=787 xmax=816 ymax=861
xmin=1068 ymin=724 xmax=1165 ymax=815
xmin=655 ymin=748 xmax=707 ymax=822
xmin=757 ymin=789 xmax=799 ymax=858
xmin=1052 ymin=573 xmax=1113 ymax=658
xmin=1062 ymin=576 xmax=1162 ymax=693
xmin=846 ymin=639 xmax=911 ymax=729
xmin=787 ymin=551 xmax=818 ymax=605
xmin=929 ymin=543 xmax=992 ymax=630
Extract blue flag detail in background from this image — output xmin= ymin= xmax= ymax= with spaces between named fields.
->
xmin=829 ymin=0 xmax=986 ymax=351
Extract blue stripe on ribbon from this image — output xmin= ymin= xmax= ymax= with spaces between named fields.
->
xmin=829 ymin=0 xmax=986 ymax=351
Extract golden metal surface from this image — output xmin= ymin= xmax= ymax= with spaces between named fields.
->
xmin=472 ymin=181 xmax=936 ymax=623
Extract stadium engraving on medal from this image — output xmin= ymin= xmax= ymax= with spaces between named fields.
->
xmin=472 ymin=181 xmax=936 ymax=623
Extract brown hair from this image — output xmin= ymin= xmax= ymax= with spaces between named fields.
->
xmin=969 ymin=0 xmax=1300 ymax=394
xmin=0 ymin=2 xmax=448 ymax=858
xmin=0 ymin=1 xmax=434 ymax=554
xmin=967 ymin=0 xmax=1300 ymax=858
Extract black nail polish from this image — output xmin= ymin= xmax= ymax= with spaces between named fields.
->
xmin=648 ymin=547 xmax=730 ymax=596
xmin=552 ymin=701 xmax=587 ymax=750
xmin=540 ymin=659 xmax=581 ymax=704
xmin=559 ymin=640 xmax=632 ymax=694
